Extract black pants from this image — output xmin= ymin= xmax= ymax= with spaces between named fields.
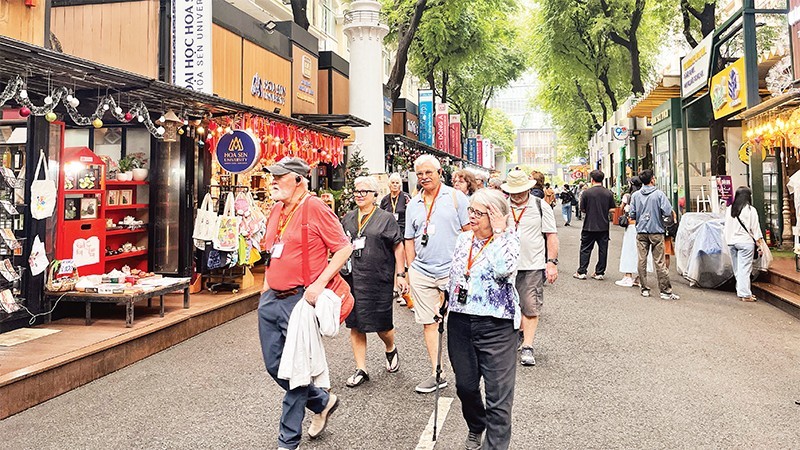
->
xmin=448 ymin=312 xmax=517 ymax=450
xmin=577 ymin=230 xmax=610 ymax=275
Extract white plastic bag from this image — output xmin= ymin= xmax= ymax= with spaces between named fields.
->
xmin=30 ymin=150 xmax=57 ymax=220
xmin=192 ymin=193 xmax=217 ymax=248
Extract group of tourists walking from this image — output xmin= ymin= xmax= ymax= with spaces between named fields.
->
xmin=253 ymin=155 xmax=762 ymax=450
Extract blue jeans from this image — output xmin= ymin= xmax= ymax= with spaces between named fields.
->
xmin=448 ymin=312 xmax=517 ymax=450
xmin=729 ymin=243 xmax=755 ymax=298
xmin=258 ymin=288 xmax=330 ymax=450
xmin=561 ymin=203 xmax=572 ymax=224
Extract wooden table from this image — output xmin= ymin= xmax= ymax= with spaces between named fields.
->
xmin=44 ymin=278 xmax=191 ymax=327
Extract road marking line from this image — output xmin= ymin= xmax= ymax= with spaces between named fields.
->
xmin=415 ymin=396 xmax=454 ymax=450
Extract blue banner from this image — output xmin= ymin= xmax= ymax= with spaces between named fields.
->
xmin=466 ymin=129 xmax=477 ymax=163
xmin=418 ymin=89 xmax=434 ymax=146
xmin=216 ymin=130 xmax=260 ymax=174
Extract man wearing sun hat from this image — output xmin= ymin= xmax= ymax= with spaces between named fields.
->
xmin=502 ymin=169 xmax=559 ymax=367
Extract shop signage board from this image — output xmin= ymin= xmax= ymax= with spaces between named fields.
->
xmin=406 ymin=118 xmax=419 ymax=137
xmin=435 ymin=103 xmax=449 ymax=153
xmin=612 ymin=126 xmax=629 ymax=140
xmin=716 ymin=0 xmax=742 ymax=26
xmin=466 ymin=129 xmax=477 ymax=163
xmin=384 ymin=96 xmax=393 ymax=125
xmin=418 ymin=90 xmax=434 ymax=146
xmin=172 ymin=0 xmax=213 ymax=93
xmin=710 ymin=57 xmax=748 ymax=120
xmin=216 ymin=130 xmax=260 ymax=173
xmin=449 ymin=115 xmax=462 ymax=157
xmin=681 ymin=34 xmax=713 ymax=98
xmin=483 ymin=138 xmax=493 ymax=169
xmin=715 ymin=175 xmax=734 ymax=206
xmin=250 ymin=74 xmax=287 ymax=105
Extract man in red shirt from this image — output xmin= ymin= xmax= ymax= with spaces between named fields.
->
xmin=259 ymin=157 xmax=352 ymax=450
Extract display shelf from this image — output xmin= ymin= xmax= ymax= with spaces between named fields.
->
xmin=105 ymin=249 xmax=148 ymax=261
xmin=106 ymin=227 xmax=147 ymax=236
xmin=107 ymin=180 xmax=148 ymax=186
xmin=63 ymin=189 xmax=104 ymax=195
xmin=106 ymin=203 xmax=148 ymax=211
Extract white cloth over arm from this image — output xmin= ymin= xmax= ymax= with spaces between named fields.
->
xmin=278 ymin=300 xmax=331 ymax=390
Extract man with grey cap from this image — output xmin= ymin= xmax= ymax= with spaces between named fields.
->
xmin=259 ymin=157 xmax=352 ymax=450
xmin=502 ymin=169 xmax=559 ymax=366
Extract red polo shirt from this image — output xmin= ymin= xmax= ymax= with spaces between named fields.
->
xmin=264 ymin=196 xmax=349 ymax=291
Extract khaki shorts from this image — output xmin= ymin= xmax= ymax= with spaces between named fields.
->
xmin=516 ymin=269 xmax=544 ymax=317
xmin=408 ymin=266 xmax=449 ymax=325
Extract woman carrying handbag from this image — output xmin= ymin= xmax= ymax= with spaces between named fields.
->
xmin=723 ymin=187 xmax=764 ymax=302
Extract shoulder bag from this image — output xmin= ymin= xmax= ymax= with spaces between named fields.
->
xmin=212 ymin=192 xmax=241 ymax=251
xmin=193 ymin=193 xmax=217 ymax=246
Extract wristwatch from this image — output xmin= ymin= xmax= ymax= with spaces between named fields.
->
xmin=546 ymin=258 xmax=559 ymax=265
xmin=396 ymin=273 xmax=407 ymax=278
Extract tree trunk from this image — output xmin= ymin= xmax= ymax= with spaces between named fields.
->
xmin=290 ymin=0 xmax=310 ymax=30
xmin=709 ymin=120 xmax=727 ymax=175
xmin=629 ymin=35 xmax=644 ymax=96
xmin=387 ymin=0 xmax=428 ymax=103
xmin=598 ymin=73 xmax=618 ymax=112
xmin=441 ymin=71 xmax=449 ymax=104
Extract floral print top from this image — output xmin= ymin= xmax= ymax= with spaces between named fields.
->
xmin=447 ymin=229 xmax=520 ymax=322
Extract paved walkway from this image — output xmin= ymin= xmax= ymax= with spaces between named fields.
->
xmin=2 ymin=214 xmax=799 ymax=449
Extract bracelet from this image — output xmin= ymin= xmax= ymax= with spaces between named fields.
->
xmin=396 ymin=273 xmax=406 ymax=278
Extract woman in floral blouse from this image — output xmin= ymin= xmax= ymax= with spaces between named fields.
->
xmin=446 ymin=188 xmax=520 ymax=450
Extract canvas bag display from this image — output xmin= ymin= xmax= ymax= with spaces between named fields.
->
xmin=193 ymin=193 xmax=217 ymax=249
xmin=212 ymin=192 xmax=241 ymax=251
xmin=31 ymin=150 xmax=57 ymax=220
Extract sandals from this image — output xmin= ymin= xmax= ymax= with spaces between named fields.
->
xmin=739 ymin=295 xmax=757 ymax=302
xmin=385 ymin=347 xmax=400 ymax=373
xmin=346 ymin=368 xmax=369 ymax=388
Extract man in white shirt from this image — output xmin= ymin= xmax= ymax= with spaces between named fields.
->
xmin=502 ymin=169 xmax=559 ymax=366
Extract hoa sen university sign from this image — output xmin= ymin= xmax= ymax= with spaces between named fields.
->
xmin=172 ymin=0 xmax=213 ymax=93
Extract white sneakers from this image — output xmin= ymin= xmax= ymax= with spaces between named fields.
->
xmin=615 ymin=277 xmax=634 ymax=287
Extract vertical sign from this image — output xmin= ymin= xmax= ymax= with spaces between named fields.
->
xmin=418 ymin=90 xmax=434 ymax=146
xmin=680 ymin=34 xmax=712 ymax=98
xmin=466 ymin=129 xmax=477 ymax=163
xmin=716 ymin=175 xmax=734 ymax=206
xmin=449 ymin=115 xmax=462 ymax=158
xmin=435 ymin=103 xmax=449 ymax=154
xmin=476 ymin=135 xmax=483 ymax=166
xmin=483 ymin=138 xmax=493 ymax=169
xmin=172 ymin=0 xmax=213 ymax=93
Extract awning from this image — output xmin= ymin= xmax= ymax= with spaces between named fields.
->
xmin=627 ymin=75 xmax=681 ymax=118
xmin=291 ymin=114 xmax=370 ymax=128
xmin=0 ymin=36 xmax=346 ymax=138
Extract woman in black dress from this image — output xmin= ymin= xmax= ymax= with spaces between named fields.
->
xmin=342 ymin=176 xmax=408 ymax=387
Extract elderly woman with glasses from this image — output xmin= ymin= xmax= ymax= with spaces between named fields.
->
xmin=446 ymin=188 xmax=520 ymax=450
xmin=340 ymin=176 xmax=408 ymax=387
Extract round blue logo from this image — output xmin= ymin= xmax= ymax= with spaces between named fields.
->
xmin=215 ymin=130 xmax=260 ymax=173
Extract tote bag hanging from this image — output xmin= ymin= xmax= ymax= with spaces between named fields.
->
xmin=192 ymin=193 xmax=217 ymax=247
xmin=212 ymin=192 xmax=241 ymax=251
xmin=31 ymin=150 xmax=57 ymax=220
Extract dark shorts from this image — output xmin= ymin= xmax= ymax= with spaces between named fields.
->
xmin=516 ymin=269 xmax=544 ymax=317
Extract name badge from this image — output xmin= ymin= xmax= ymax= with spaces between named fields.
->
xmin=353 ymin=237 xmax=366 ymax=250
xmin=393 ymin=213 xmax=399 ymax=221
xmin=271 ymin=243 xmax=285 ymax=259
xmin=427 ymin=223 xmax=436 ymax=236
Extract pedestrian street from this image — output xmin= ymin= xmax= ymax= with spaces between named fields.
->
xmin=1 ymin=219 xmax=798 ymax=449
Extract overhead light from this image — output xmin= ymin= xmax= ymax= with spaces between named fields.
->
xmin=260 ymin=21 xmax=277 ymax=33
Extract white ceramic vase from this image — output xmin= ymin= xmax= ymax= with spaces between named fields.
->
xmin=132 ymin=168 xmax=149 ymax=181
xmin=117 ymin=171 xmax=133 ymax=181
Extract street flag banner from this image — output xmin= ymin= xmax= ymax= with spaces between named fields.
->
xmin=435 ymin=103 xmax=449 ymax=154
xmin=467 ymin=129 xmax=477 ymax=163
xmin=483 ymin=138 xmax=493 ymax=169
xmin=476 ymin=135 xmax=483 ymax=166
xmin=418 ymin=90 xmax=434 ymax=146
xmin=172 ymin=0 xmax=213 ymax=93
xmin=449 ymin=115 xmax=462 ymax=157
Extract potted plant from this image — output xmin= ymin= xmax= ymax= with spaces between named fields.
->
xmin=128 ymin=152 xmax=149 ymax=181
xmin=117 ymin=156 xmax=134 ymax=181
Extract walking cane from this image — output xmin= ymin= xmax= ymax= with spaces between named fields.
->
xmin=432 ymin=290 xmax=449 ymax=442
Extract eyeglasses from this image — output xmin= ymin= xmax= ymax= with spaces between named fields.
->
xmin=467 ymin=206 xmax=489 ymax=218
xmin=415 ymin=170 xmax=436 ymax=178
xmin=354 ymin=190 xmax=376 ymax=197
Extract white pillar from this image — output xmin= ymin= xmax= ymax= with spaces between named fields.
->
xmin=343 ymin=0 xmax=389 ymax=175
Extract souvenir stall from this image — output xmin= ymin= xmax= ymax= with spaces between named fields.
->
xmin=192 ymin=114 xmax=345 ymax=292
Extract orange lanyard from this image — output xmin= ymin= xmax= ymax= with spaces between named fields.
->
xmin=511 ymin=206 xmax=527 ymax=230
xmin=276 ymin=193 xmax=308 ymax=241
xmin=357 ymin=206 xmax=377 ymax=237
xmin=424 ymin=185 xmax=441 ymax=231
xmin=391 ymin=194 xmax=399 ymax=213
xmin=466 ymin=235 xmax=494 ymax=279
